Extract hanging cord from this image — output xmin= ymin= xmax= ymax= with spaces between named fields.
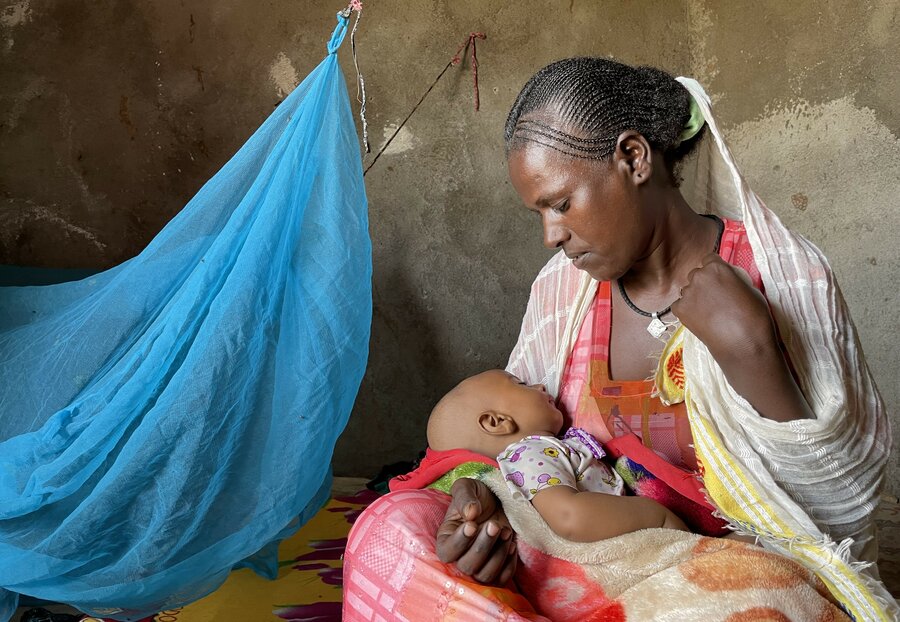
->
xmin=339 ymin=1 xmax=370 ymax=153
xmin=350 ymin=8 xmax=369 ymax=153
xmin=363 ymin=31 xmax=487 ymax=176
xmin=451 ymin=32 xmax=486 ymax=111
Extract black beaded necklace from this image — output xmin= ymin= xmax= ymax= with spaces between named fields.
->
xmin=617 ymin=214 xmax=725 ymax=338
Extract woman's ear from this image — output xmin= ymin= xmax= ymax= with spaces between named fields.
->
xmin=614 ymin=130 xmax=653 ymax=185
xmin=477 ymin=411 xmax=518 ymax=436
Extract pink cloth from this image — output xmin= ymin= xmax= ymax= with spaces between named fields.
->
xmin=343 ymin=489 xmax=550 ymax=621
xmin=343 ymin=487 xmax=848 ymax=622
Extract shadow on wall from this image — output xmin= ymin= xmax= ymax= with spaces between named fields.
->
xmin=0 ymin=265 xmax=98 ymax=286
xmin=334 ymin=255 xmax=453 ymax=479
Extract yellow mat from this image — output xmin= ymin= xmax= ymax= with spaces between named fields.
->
xmin=82 ymin=484 xmax=376 ymax=622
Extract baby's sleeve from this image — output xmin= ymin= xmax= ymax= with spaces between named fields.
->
xmin=497 ymin=436 xmax=580 ymax=501
xmin=577 ymin=455 xmax=626 ymax=496
xmin=562 ymin=433 xmax=626 ymax=496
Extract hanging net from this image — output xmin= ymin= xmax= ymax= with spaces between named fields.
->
xmin=0 ymin=13 xmax=371 ymax=621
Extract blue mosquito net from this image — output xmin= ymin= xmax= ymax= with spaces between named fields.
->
xmin=0 ymin=14 xmax=371 ymax=621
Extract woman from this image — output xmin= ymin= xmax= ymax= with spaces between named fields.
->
xmin=344 ymin=58 xmax=894 ymax=620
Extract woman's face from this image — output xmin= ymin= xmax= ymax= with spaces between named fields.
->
xmin=507 ymin=140 xmax=651 ymax=283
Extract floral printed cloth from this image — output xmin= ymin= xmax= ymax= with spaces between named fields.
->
xmin=498 ymin=427 xmax=624 ymax=501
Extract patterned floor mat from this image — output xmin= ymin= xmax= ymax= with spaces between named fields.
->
xmin=82 ymin=482 xmax=377 ymax=622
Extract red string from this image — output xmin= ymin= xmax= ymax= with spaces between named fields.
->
xmin=451 ymin=32 xmax=487 ymax=111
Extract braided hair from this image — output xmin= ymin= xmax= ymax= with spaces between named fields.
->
xmin=504 ymin=57 xmax=704 ymax=175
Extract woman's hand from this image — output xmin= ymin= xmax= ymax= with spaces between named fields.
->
xmin=672 ymin=253 xmax=814 ymax=422
xmin=435 ymin=477 xmax=517 ymax=584
xmin=671 ymin=253 xmax=775 ymax=359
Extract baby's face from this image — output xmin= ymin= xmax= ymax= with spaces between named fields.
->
xmin=476 ymin=371 xmax=564 ymax=437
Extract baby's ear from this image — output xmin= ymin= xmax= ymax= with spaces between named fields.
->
xmin=477 ymin=411 xmax=518 ymax=436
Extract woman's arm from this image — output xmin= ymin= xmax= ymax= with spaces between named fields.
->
xmin=531 ymin=486 xmax=687 ymax=542
xmin=672 ymin=254 xmax=814 ymax=423
xmin=435 ymin=477 xmax=518 ymax=584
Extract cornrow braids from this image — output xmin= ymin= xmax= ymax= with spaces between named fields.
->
xmin=504 ymin=57 xmax=705 ymax=170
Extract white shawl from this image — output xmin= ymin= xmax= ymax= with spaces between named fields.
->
xmin=506 ymin=78 xmax=896 ymax=620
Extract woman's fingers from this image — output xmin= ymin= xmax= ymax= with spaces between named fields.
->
xmin=455 ymin=519 xmax=506 ymax=579
xmin=700 ymin=251 xmax=721 ymax=266
xmin=450 ymin=478 xmax=494 ymax=521
xmin=436 ymin=517 xmax=476 ymax=563
xmin=435 ymin=478 xmax=513 ymax=581
xmin=496 ymin=540 xmax=518 ymax=585
xmin=672 ymin=249 xmax=776 ymax=360
xmin=473 ymin=536 xmax=517 ymax=584
xmin=435 ymin=503 xmax=478 ymax=563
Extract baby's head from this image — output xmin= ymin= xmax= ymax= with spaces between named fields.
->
xmin=427 ymin=370 xmax=564 ymax=459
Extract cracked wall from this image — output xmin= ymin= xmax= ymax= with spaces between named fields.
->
xmin=0 ymin=0 xmax=896 ymax=495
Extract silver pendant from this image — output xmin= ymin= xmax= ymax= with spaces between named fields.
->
xmin=647 ymin=314 xmax=668 ymax=339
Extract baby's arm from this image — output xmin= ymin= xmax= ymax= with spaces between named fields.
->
xmin=530 ymin=485 xmax=688 ymax=542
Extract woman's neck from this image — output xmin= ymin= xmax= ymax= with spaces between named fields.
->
xmin=621 ymin=190 xmax=719 ymax=297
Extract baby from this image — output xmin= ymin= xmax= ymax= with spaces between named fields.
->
xmin=427 ymin=370 xmax=687 ymax=542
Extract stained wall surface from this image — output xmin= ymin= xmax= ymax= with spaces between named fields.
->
xmin=1 ymin=1 xmax=897 ymax=495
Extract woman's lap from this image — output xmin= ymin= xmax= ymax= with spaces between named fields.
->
xmin=344 ymin=489 xmax=852 ymax=622
xmin=342 ymin=489 xmax=548 ymax=622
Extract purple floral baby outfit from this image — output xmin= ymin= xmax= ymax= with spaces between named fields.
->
xmin=497 ymin=427 xmax=625 ymax=501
